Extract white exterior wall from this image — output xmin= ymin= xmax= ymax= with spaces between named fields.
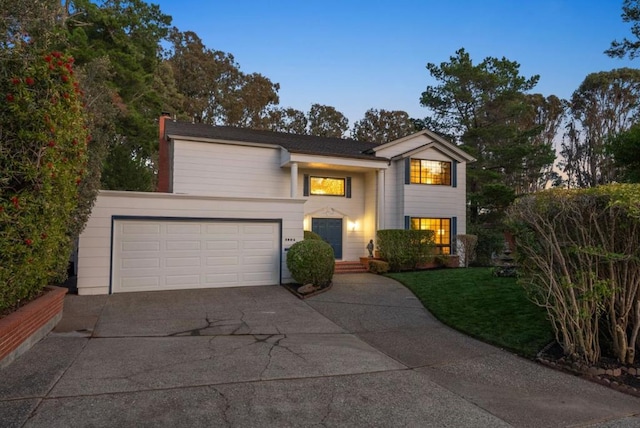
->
xmin=172 ymin=139 xmax=289 ymax=197
xmin=404 ymin=146 xmax=467 ymax=237
xmin=363 ymin=171 xmax=377 ymax=248
xmin=77 ymin=191 xmax=305 ymax=295
xmin=381 ymin=147 xmax=468 ymax=244
xmin=299 ymin=169 xmax=368 ymax=260
xmin=375 ymin=134 xmax=434 ymax=158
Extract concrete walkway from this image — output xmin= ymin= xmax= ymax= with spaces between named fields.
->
xmin=1 ymin=273 xmax=639 ymax=427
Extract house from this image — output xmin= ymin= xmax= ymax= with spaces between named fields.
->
xmin=75 ymin=117 xmax=475 ymax=295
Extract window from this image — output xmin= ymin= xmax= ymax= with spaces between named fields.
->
xmin=410 ymin=218 xmax=451 ymax=254
xmin=410 ymin=160 xmax=451 ymax=185
xmin=310 ymin=176 xmax=345 ymax=196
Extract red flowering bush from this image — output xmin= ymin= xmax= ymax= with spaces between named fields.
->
xmin=0 ymin=50 xmax=89 ymax=313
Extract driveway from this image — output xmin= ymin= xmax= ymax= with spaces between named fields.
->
xmin=1 ymin=273 xmax=639 ymax=427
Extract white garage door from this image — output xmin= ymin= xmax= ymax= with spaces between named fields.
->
xmin=111 ymin=219 xmax=280 ymax=293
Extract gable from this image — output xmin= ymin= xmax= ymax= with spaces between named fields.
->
xmin=373 ymin=130 xmax=475 ymax=163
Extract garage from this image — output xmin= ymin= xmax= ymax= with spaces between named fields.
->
xmin=111 ymin=218 xmax=281 ymax=293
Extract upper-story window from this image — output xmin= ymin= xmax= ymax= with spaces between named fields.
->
xmin=310 ymin=176 xmax=345 ymax=196
xmin=410 ymin=159 xmax=451 ymax=185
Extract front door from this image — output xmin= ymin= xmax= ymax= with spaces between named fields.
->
xmin=312 ymin=218 xmax=343 ymax=259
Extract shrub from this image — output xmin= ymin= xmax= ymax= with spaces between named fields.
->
xmin=303 ymin=230 xmax=323 ymax=240
xmin=368 ymin=260 xmax=389 ymax=274
xmin=506 ymin=184 xmax=640 ymax=365
xmin=0 ymin=50 xmax=89 ymax=314
xmin=456 ymin=234 xmax=478 ymax=268
xmin=467 ymin=223 xmax=504 ymax=266
xmin=377 ymin=229 xmax=435 ymax=272
xmin=286 ymin=239 xmax=334 ymax=287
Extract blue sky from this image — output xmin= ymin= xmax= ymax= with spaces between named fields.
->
xmin=155 ymin=0 xmax=637 ymax=125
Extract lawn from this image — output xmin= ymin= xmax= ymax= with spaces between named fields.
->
xmin=387 ymin=268 xmax=554 ymax=358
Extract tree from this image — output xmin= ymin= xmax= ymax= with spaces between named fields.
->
xmin=606 ymin=0 xmax=640 ymax=59
xmin=224 ymin=72 xmax=280 ymax=128
xmin=307 ymin=104 xmax=349 ymax=138
xmin=351 ymin=109 xmax=416 ymax=143
xmin=608 ymin=124 xmax=640 ymax=183
xmin=67 ymin=0 xmax=172 ymax=191
xmin=419 ymin=48 xmax=553 ymax=224
xmin=266 ymin=107 xmax=308 ymax=134
xmin=560 ymin=68 xmax=640 ymax=187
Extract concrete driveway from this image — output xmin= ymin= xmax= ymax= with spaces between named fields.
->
xmin=1 ymin=273 xmax=639 ymax=427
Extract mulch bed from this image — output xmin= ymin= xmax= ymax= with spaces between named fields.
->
xmin=280 ymin=282 xmax=333 ymax=299
xmin=537 ymin=341 xmax=640 ymax=397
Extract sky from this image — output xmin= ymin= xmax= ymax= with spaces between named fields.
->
xmin=154 ymin=0 xmax=638 ymax=126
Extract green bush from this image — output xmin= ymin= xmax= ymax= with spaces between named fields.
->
xmin=467 ymin=223 xmax=504 ymax=266
xmin=506 ymin=184 xmax=640 ymax=365
xmin=377 ymin=229 xmax=435 ymax=272
xmin=303 ymin=230 xmax=323 ymax=240
xmin=286 ymin=239 xmax=334 ymax=287
xmin=0 ymin=50 xmax=89 ymax=313
xmin=368 ymin=259 xmax=389 ymax=274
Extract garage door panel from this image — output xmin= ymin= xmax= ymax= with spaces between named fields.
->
xmin=122 ymin=223 xmax=160 ymax=235
xmin=204 ymin=273 xmax=239 ymax=284
xmin=166 ymin=240 xmax=201 ymax=251
xmin=206 ymin=256 xmax=240 ymax=266
xmin=121 ymin=241 xmax=160 ymax=252
xmin=207 ymin=224 xmax=240 ymax=234
xmin=112 ymin=219 xmax=279 ymax=293
xmin=121 ymin=258 xmax=160 ymax=269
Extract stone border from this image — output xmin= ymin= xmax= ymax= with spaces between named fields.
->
xmin=280 ymin=282 xmax=333 ymax=300
xmin=536 ymin=344 xmax=640 ymax=398
xmin=0 ymin=286 xmax=67 ymax=368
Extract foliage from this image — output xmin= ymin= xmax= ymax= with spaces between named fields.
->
xmin=303 ymin=230 xmax=323 ymax=240
xmin=376 ymin=229 xmax=435 ymax=272
xmin=606 ymin=0 xmax=640 ymax=59
xmin=368 ymin=259 xmax=389 ymax=274
xmin=607 ymin=123 xmax=640 ymax=183
xmin=351 ymin=108 xmax=416 ymax=143
xmin=388 ymin=268 xmax=553 ymax=357
xmin=467 ymin=223 xmax=505 ymax=266
xmin=307 ymin=103 xmax=349 ymax=138
xmin=455 ymin=234 xmax=478 ymax=268
xmin=506 ymin=184 xmax=640 ymax=365
xmin=420 ymin=48 xmax=558 ymax=225
xmin=67 ymin=0 xmax=172 ymax=191
xmin=0 ymin=49 xmax=89 ymax=313
xmin=286 ymin=239 xmax=334 ymax=287
xmin=266 ymin=107 xmax=308 ymax=134
xmin=560 ymin=68 xmax=640 ymax=188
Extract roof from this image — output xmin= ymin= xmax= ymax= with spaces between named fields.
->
xmin=164 ymin=121 xmax=384 ymax=161
xmin=371 ymin=129 xmax=477 ymax=163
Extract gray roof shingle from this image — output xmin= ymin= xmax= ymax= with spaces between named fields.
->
xmin=164 ymin=121 xmax=385 ymax=161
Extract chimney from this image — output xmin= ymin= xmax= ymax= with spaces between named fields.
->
xmin=157 ymin=112 xmax=171 ymax=192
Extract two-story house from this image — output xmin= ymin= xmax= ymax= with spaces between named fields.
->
xmin=75 ymin=117 xmax=475 ymax=295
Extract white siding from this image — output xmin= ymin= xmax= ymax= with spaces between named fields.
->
xmin=172 ymin=139 xmax=289 ymax=197
xmin=77 ymin=191 xmax=305 ymax=295
xmin=375 ymin=134 xmax=434 ymax=158
xmin=300 ymin=169 xmax=368 ymax=260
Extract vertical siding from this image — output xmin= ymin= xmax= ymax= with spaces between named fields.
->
xmin=77 ymin=191 xmax=305 ymax=295
xmin=172 ymin=140 xmax=289 ymax=197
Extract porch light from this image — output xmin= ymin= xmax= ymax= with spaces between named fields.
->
xmin=348 ymin=221 xmax=359 ymax=231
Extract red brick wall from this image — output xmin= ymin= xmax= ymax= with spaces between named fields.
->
xmin=0 ymin=286 xmax=67 ymax=362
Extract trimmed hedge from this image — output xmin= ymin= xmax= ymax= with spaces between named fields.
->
xmin=286 ymin=239 xmax=334 ymax=287
xmin=303 ymin=230 xmax=323 ymax=240
xmin=368 ymin=260 xmax=390 ymax=274
xmin=377 ymin=229 xmax=435 ymax=272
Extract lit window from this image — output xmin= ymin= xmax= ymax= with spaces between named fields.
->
xmin=410 ymin=217 xmax=451 ymax=254
xmin=410 ymin=160 xmax=451 ymax=185
xmin=310 ymin=177 xmax=345 ymax=196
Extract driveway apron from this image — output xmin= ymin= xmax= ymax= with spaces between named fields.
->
xmin=1 ymin=274 xmax=639 ymax=427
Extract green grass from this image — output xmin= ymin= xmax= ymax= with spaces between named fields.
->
xmin=387 ymin=268 xmax=554 ymax=358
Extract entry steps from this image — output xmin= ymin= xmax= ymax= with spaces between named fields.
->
xmin=334 ymin=261 xmax=368 ymax=274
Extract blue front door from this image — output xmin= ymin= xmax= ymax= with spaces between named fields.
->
xmin=312 ymin=218 xmax=343 ymax=259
